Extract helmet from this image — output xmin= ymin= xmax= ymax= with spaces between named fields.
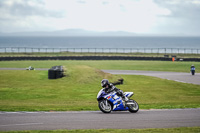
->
xmin=101 ymin=79 xmax=109 ymax=87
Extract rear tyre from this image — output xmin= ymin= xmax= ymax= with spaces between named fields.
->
xmin=128 ymin=99 xmax=139 ymax=113
xmin=192 ymin=70 xmax=195 ymax=75
xmin=98 ymin=99 xmax=112 ymax=113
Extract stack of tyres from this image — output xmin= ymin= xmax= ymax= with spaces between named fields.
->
xmin=48 ymin=66 xmax=64 ymax=79
xmin=48 ymin=69 xmax=56 ymax=79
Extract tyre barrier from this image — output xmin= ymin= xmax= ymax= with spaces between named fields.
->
xmin=0 ymin=56 xmax=199 ymax=61
xmin=48 ymin=66 xmax=64 ymax=79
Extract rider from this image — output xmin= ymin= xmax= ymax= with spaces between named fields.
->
xmin=191 ymin=65 xmax=195 ymax=75
xmin=101 ymin=79 xmax=129 ymax=102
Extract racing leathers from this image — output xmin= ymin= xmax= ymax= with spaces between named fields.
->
xmin=103 ymin=83 xmax=128 ymax=102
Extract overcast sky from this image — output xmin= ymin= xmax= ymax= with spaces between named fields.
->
xmin=0 ymin=0 xmax=200 ymax=35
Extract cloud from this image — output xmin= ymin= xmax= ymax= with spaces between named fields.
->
xmin=0 ymin=0 xmax=65 ymax=32
xmin=154 ymin=0 xmax=200 ymax=18
xmin=77 ymin=0 xmax=87 ymax=4
xmin=55 ymin=0 xmax=170 ymax=33
xmin=0 ymin=0 xmax=199 ymax=35
xmin=0 ymin=0 xmax=63 ymax=18
xmin=152 ymin=0 xmax=200 ymax=35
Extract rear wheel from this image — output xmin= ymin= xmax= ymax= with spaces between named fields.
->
xmin=98 ymin=99 xmax=112 ymax=113
xmin=127 ymin=100 xmax=139 ymax=113
xmin=192 ymin=70 xmax=195 ymax=75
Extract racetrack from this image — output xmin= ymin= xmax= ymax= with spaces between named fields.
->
xmin=0 ymin=69 xmax=200 ymax=131
xmin=0 ymin=109 xmax=200 ymax=131
xmin=0 ymin=68 xmax=200 ymax=131
xmin=1 ymin=68 xmax=199 ymax=85
xmin=102 ymin=70 xmax=200 ymax=85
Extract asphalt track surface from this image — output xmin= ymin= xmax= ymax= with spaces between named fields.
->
xmin=0 ymin=109 xmax=200 ymax=131
xmin=102 ymin=70 xmax=200 ymax=85
xmin=0 ymin=68 xmax=49 ymax=71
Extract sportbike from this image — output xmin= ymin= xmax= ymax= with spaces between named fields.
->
xmin=97 ymin=89 xmax=139 ymax=113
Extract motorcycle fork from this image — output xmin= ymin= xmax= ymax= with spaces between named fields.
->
xmin=105 ymin=99 xmax=108 ymax=106
xmin=103 ymin=99 xmax=108 ymax=106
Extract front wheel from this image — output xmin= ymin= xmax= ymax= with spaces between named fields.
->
xmin=128 ymin=100 xmax=139 ymax=113
xmin=98 ymin=99 xmax=112 ymax=113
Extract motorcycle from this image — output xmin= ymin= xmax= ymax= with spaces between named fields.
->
xmin=26 ymin=66 xmax=35 ymax=70
xmin=97 ymin=89 xmax=139 ymax=113
xmin=191 ymin=70 xmax=195 ymax=75
xmin=191 ymin=65 xmax=195 ymax=75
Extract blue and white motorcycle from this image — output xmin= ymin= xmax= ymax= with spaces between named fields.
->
xmin=97 ymin=89 xmax=139 ymax=113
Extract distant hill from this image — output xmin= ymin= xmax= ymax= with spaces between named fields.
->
xmin=0 ymin=29 xmax=137 ymax=36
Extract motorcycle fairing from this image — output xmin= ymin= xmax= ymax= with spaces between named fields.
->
xmin=104 ymin=92 xmax=128 ymax=111
xmin=124 ymin=92 xmax=133 ymax=98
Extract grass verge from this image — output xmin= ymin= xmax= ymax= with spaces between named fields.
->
xmin=0 ymin=127 xmax=200 ymax=133
xmin=0 ymin=60 xmax=199 ymax=72
xmin=0 ymin=52 xmax=200 ymax=58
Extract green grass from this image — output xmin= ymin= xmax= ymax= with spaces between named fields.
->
xmin=0 ymin=60 xmax=200 ymax=72
xmin=0 ymin=127 xmax=200 ymax=133
xmin=0 ymin=61 xmax=200 ymax=111
xmin=0 ymin=65 xmax=118 ymax=111
xmin=0 ymin=52 xmax=200 ymax=58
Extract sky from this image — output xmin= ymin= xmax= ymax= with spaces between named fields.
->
xmin=0 ymin=0 xmax=200 ymax=35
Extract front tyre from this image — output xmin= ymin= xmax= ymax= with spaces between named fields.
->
xmin=128 ymin=100 xmax=139 ymax=113
xmin=98 ymin=99 xmax=112 ymax=113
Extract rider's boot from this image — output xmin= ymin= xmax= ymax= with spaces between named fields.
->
xmin=122 ymin=96 xmax=129 ymax=107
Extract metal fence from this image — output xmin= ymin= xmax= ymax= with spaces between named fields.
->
xmin=0 ymin=47 xmax=200 ymax=54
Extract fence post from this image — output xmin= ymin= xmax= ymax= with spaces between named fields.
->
xmin=2 ymin=47 xmax=200 ymax=55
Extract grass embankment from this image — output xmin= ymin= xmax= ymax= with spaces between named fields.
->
xmin=0 ymin=60 xmax=199 ymax=72
xmin=0 ymin=52 xmax=200 ymax=58
xmin=0 ymin=61 xmax=200 ymax=111
xmin=0 ymin=127 xmax=200 ymax=133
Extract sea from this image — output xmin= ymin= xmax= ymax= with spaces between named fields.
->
xmin=0 ymin=36 xmax=200 ymax=53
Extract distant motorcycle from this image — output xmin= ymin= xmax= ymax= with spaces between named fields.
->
xmin=26 ymin=66 xmax=35 ymax=70
xmin=97 ymin=89 xmax=139 ymax=113
xmin=191 ymin=65 xmax=195 ymax=75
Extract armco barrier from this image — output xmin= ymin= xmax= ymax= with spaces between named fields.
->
xmin=0 ymin=56 xmax=199 ymax=61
